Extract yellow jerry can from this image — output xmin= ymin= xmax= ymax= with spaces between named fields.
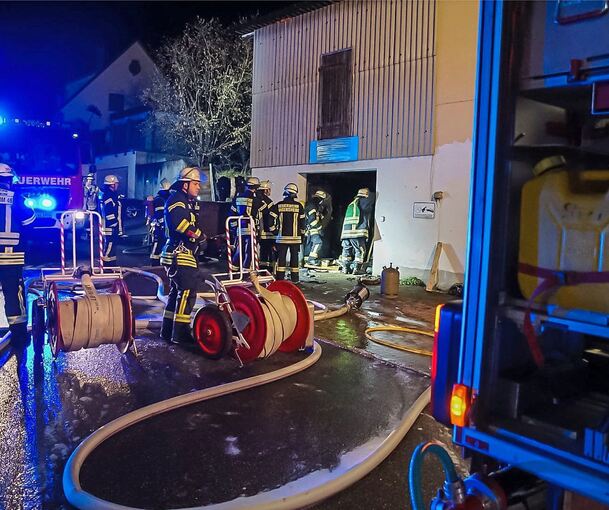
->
xmin=518 ymin=156 xmax=609 ymax=314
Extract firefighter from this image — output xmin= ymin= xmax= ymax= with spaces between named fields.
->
xmin=230 ymin=176 xmax=265 ymax=271
xmin=339 ymin=187 xmax=374 ymax=275
xmin=149 ymin=178 xmax=171 ymax=266
xmin=83 ymin=165 xmax=99 ymax=212
xmin=270 ymin=183 xmax=305 ymax=282
xmin=99 ymin=174 xmax=123 ymax=265
xmin=305 ymin=190 xmax=329 ymax=266
xmin=257 ymin=180 xmax=275 ymax=271
xmin=0 ymin=163 xmax=35 ymax=346
xmin=160 ymin=167 xmax=206 ymax=344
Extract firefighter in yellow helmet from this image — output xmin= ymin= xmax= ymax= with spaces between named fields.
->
xmin=100 ymin=174 xmax=123 ymax=265
xmin=269 ymin=183 xmax=305 ymax=282
xmin=149 ymin=178 xmax=171 ymax=266
xmin=339 ymin=187 xmax=373 ymax=275
xmin=0 ymin=163 xmax=35 ymax=347
xmin=160 ymin=167 xmax=206 ymax=344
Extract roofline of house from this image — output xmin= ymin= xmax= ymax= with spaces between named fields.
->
xmin=235 ymin=1 xmax=334 ymax=35
xmin=60 ymin=40 xmax=157 ymax=111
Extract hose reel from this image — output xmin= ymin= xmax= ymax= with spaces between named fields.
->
xmin=193 ymin=273 xmax=312 ymax=363
xmin=41 ymin=271 xmax=134 ymax=357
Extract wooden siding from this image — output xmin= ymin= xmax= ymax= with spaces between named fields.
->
xmin=251 ymin=0 xmax=436 ymax=168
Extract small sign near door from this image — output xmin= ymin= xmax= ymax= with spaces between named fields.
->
xmin=413 ymin=201 xmax=436 ymax=219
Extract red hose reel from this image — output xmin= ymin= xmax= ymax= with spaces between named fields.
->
xmin=193 ymin=280 xmax=312 ymax=362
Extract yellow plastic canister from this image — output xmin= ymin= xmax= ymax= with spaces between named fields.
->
xmin=518 ymin=156 xmax=609 ymax=314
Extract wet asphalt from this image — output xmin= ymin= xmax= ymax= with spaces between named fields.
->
xmin=0 ymin=244 xmax=464 ymax=509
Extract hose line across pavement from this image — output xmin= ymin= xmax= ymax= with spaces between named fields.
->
xmin=63 ymin=341 xmax=431 ymax=510
xmin=364 ymin=326 xmax=434 ymax=357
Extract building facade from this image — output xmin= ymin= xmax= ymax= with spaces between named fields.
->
xmin=60 ymin=42 xmax=199 ymax=199
xmin=248 ymin=0 xmax=478 ymax=287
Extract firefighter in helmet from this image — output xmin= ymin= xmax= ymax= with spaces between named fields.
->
xmin=230 ymin=176 xmax=265 ymax=271
xmin=160 ymin=167 xmax=206 ymax=344
xmin=100 ymin=174 xmax=123 ymax=264
xmin=339 ymin=187 xmax=374 ymax=275
xmin=149 ymin=178 xmax=171 ymax=266
xmin=269 ymin=183 xmax=305 ymax=282
xmin=305 ymin=189 xmax=330 ymax=266
xmin=257 ymin=180 xmax=275 ymax=271
xmin=0 ymin=163 xmax=35 ymax=347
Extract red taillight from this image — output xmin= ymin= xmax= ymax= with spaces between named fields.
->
xmin=450 ymin=384 xmax=471 ymax=427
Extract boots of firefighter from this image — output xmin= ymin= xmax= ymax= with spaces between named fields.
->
xmin=352 ymin=263 xmax=366 ymax=275
xmin=171 ymin=321 xmax=195 ymax=344
xmin=290 ymin=269 xmax=300 ymax=283
xmin=9 ymin=323 xmax=29 ymax=351
xmin=161 ymin=317 xmax=173 ymax=343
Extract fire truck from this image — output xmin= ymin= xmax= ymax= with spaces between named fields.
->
xmin=418 ymin=1 xmax=609 ymax=509
xmin=0 ymin=116 xmax=86 ymax=236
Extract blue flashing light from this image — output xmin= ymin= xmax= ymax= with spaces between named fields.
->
xmin=72 ymin=132 xmax=79 ymax=139
xmin=0 ymin=116 xmax=6 ymax=126
xmin=24 ymin=198 xmax=36 ymax=209
xmin=39 ymin=195 xmax=56 ymax=211
xmin=14 ymin=118 xmax=19 ymax=124
xmin=45 ymin=121 xmax=51 ymax=127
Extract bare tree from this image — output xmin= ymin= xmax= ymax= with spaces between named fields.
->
xmin=142 ymin=17 xmax=252 ymax=171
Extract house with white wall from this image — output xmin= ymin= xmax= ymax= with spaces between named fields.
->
xmin=60 ymin=41 xmax=199 ymax=199
xmin=242 ymin=0 xmax=478 ymax=288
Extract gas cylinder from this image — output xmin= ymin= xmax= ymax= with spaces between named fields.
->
xmin=380 ymin=263 xmax=400 ymax=298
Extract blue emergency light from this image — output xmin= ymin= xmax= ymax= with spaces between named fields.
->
xmin=24 ymin=195 xmax=57 ymax=211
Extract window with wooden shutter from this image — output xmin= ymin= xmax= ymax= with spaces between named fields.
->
xmin=318 ymin=49 xmax=352 ymax=140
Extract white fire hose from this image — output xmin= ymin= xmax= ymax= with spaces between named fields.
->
xmin=62 ymin=340 xmax=430 ymax=510
xmin=58 ymin=274 xmax=125 ymax=351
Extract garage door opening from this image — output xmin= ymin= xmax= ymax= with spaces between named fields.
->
xmin=304 ymin=170 xmax=377 ymax=265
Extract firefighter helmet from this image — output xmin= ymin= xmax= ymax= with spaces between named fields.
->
xmin=104 ymin=174 xmax=119 ymax=185
xmin=177 ymin=167 xmax=202 ymax=183
xmin=284 ymin=183 xmax=298 ymax=195
xmin=259 ymin=180 xmax=271 ymax=191
xmin=0 ymin=163 xmax=15 ymax=179
xmin=159 ymin=178 xmax=171 ymax=190
xmin=314 ymin=190 xmax=327 ymax=199
xmin=357 ymin=188 xmax=369 ymax=198
xmin=246 ymin=176 xmax=260 ymax=188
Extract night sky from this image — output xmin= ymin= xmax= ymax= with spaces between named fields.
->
xmin=0 ymin=1 xmax=292 ymax=118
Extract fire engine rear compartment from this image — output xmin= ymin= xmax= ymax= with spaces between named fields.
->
xmin=472 ymin=1 xmax=609 ymax=476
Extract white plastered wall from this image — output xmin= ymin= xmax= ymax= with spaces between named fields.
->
xmin=253 ymin=146 xmax=471 ymax=289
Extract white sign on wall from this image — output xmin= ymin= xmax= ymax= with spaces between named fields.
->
xmin=413 ymin=201 xmax=436 ymax=219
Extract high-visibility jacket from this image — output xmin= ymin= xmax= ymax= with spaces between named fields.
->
xmin=0 ymin=187 xmax=35 ymax=266
xmin=270 ymin=197 xmax=305 ymax=244
xmin=100 ymin=188 xmax=123 ymax=236
xmin=341 ymin=195 xmax=373 ymax=240
xmin=160 ymin=189 xmax=202 ymax=268
xmin=230 ymin=190 xmax=265 ymax=235
xmin=258 ymin=192 xmax=275 ymax=240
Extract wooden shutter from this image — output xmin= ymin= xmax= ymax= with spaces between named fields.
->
xmin=318 ymin=49 xmax=352 ymax=140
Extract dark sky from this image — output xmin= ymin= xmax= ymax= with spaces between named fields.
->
xmin=0 ymin=1 xmax=292 ymax=118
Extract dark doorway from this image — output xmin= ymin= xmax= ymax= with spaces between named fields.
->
xmin=304 ymin=170 xmax=376 ymax=261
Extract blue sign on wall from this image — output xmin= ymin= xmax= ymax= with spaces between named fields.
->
xmin=309 ymin=136 xmax=359 ymax=164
